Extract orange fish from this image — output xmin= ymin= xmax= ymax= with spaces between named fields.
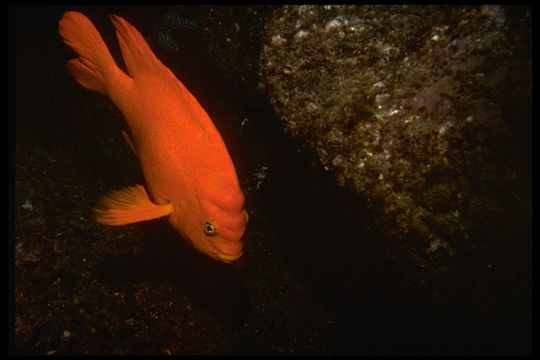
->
xmin=59 ymin=11 xmax=248 ymax=262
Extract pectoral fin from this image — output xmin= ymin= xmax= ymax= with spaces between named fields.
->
xmin=94 ymin=185 xmax=173 ymax=225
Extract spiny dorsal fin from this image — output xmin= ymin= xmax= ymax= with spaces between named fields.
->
xmin=94 ymin=185 xmax=173 ymax=225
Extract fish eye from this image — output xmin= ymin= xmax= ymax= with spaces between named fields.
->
xmin=203 ymin=222 xmax=218 ymax=236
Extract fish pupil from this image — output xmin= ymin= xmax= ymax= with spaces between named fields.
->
xmin=204 ymin=222 xmax=217 ymax=236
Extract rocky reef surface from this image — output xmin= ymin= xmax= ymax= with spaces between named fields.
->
xmin=258 ymin=5 xmax=531 ymax=290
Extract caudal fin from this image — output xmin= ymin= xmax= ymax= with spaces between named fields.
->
xmin=59 ymin=11 xmax=119 ymax=94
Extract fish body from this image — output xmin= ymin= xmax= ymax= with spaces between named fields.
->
xmin=59 ymin=11 xmax=248 ymax=262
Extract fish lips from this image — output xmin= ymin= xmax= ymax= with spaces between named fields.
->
xmin=215 ymin=250 xmax=243 ymax=263
xmin=211 ymin=237 xmax=244 ymax=263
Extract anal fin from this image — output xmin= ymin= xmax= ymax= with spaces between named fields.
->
xmin=94 ymin=185 xmax=173 ymax=225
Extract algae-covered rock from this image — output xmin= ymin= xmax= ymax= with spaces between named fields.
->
xmin=259 ymin=5 xmax=531 ymax=288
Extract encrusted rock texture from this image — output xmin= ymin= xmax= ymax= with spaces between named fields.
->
xmin=259 ymin=5 xmax=531 ymax=289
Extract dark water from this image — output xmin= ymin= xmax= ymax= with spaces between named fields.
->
xmin=11 ymin=5 xmax=531 ymax=355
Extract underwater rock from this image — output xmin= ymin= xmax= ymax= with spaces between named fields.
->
xmin=259 ymin=6 xmax=531 ymax=290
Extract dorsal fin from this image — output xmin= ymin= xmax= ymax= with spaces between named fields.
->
xmin=109 ymin=14 xmax=227 ymax=147
xmin=109 ymin=14 xmax=162 ymax=77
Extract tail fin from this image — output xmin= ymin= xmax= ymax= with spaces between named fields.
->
xmin=59 ymin=11 xmax=119 ymax=94
xmin=109 ymin=14 xmax=162 ymax=77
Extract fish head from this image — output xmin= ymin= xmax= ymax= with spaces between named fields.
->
xmin=171 ymin=189 xmax=248 ymax=263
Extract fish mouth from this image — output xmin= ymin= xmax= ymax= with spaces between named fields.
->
xmin=215 ymin=251 xmax=243 ymax=263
